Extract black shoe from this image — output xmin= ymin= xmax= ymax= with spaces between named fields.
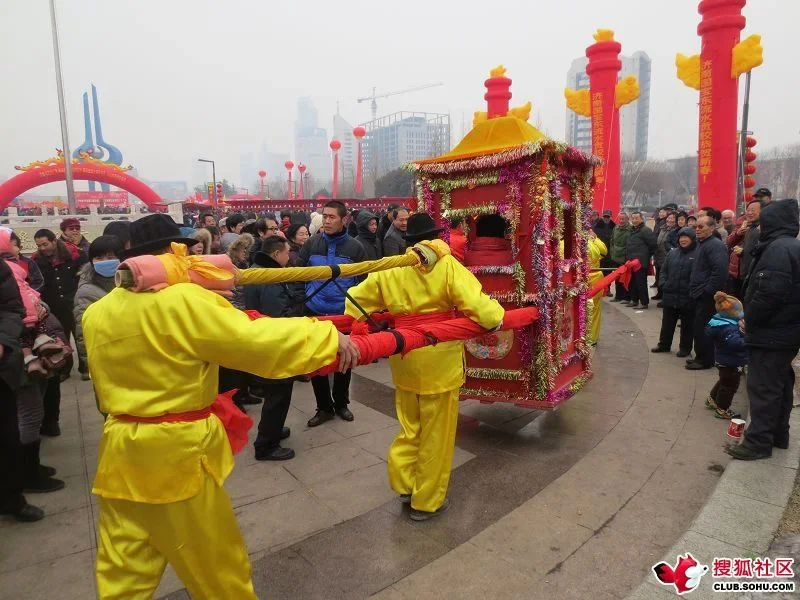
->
xmin=685 ymin=358 xmax=695 ymax=364
xmin=727 ymin=443 xmax=771 ymax=461
xmin=656 ymin=301 xmax=665 ymax=308
xmin=676 ymin=350 xmax=691 ymax=358
xmin=409 ymin=498 xmax=451 ymax=521
xmin=610 ymin=297 xmax=623 ymax=303
xmin=0 ymin=501 xmax=44 ymax=522
xmin=307 ymin=410 xmax=335 ymax=427
xmin=39 ymin=421 xmax=61 ymax=437
xmin=627 ymin=303 xmax=640 ymax=309
xmin=281 ymin=427 xmax=291 ymax=440
xmin=24 ymin=474 xmax=65 ymax=494
xmin=774 ymin=437 xmax=790 ymax=450
xmin=399 ymin=494 xmax=411 ymax=505
xmin=651 ymin=346 xmax=670 ymax=353
xmin=255 ymin=446 xmax=295 ymax=461
xmin=39 ymin=464 xmax=57 ymax=477
xmin=336 ymin=407 xmax=354 ymax=422
xmin=652 ymin=294 xmax=663 ymax=300
xmin=639 ymin=305 xmax=649 ymax=310
xmin=685 ymin=361 xmax=712 ymax=371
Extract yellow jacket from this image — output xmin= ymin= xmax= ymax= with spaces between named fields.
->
xmin=588 ymin=237 xmax=608 ymax=288
xmin=83 ymin=283 xmax=338 ymax=503
xmin=345 ymin=254 xmax=504 ymax=394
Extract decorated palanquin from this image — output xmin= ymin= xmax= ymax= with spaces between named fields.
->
xmin=407 ymin=67 xmax=599 ymax=410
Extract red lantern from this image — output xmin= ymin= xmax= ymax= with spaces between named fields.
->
xmin=744 ymin=191 xmax=754 ymax=202
xmin=330 ymin=139 xmax=341 ymax=198
xmin=258 ymin=170 xmax=267 ymax=197
xmin=743 ymin=176 xmax=756 ymax=188
xmin=285 ymin=161 xmax=294 ymax=200
xmin=745 ymin=150 xmax=756 ymax=162
xmin=744 ymin=164 xmax=756 ymax=175
xmin=746 ymin=136 xmax=757 ymax=148
xmin=353 ymin=127 xmax=366 ymax=195
xmin=297 ymin=163 xmax=307 ymax=200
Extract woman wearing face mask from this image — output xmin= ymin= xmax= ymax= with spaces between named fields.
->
xmin=73 ymin=236 xmax=123 ymax=381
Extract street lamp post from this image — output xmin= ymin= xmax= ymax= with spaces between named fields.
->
xmin=198 ymin=158 xmax=216 ymax=214
xmin=49 ymin=0 xmax=76 ymax=214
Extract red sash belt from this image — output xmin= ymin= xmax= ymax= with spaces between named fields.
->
xmin=393 ymin=310 xmax=456 ymax=329
xmin=115 ymin=406 xmax=212 ymax=424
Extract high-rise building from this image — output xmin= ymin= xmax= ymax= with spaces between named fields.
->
xmin=240 ymin=144 xmax=290 ymax=191
xmin=565 ymin=51 xmax=651 ymax=161
xmin=361 ymin=112 xmax=450 ymax=179
xmin=294 ymin=97 xmax=330 ymax=189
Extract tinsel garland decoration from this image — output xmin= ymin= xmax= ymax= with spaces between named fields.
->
xmin=406 ymin=139 xmax=598 ymax=176
xmin=468 ymin=263 xmax=527 ymax=301
xmin=416 ymin=180 xmax=427 ymax=213
xmin=466 ymin=368 xmax=526 ymax=381
xmin=421 ymin=181 xmax=434 ymax=215
xmin=545 ymin=370 xmax=593 ymax=405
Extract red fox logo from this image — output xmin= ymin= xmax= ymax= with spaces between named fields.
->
xmin=652 ymin=553 xmax=709 ymax=595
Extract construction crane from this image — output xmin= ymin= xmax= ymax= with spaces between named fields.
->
xmin=357 ymin=83 xmax=443 ymax=122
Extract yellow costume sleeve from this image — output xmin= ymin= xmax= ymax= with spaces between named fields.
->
xmin=168 ymin=285 xmax=339 ymax=379
xmin=344 ymin=274 xmax=387 ymax=320
xmin=446 ymin=257 xmax=505 ymax=329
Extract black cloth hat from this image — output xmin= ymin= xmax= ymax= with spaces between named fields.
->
xmin=123 ymin=214 xmax=197 ymax=259
xmin=754 ymin=187 xmax=772 ymax=198
xmin=404 ymin=213 xmax=442 ymax=244
xmin=602 ymin=209 xmax=613 ymax=216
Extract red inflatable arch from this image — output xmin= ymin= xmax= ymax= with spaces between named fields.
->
xmin=0 ymin=160 xmax=163 ymax=211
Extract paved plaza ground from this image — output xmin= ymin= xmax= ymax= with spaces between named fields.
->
xmin=1 ymin=299 xmax=797 ymax=599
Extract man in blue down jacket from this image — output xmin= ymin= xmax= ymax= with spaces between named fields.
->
xmin=298 ymin=200 xmax=366 ymax=427
xmin=686 ymin=216 xmax=729 ymax=370
xmin=729 ymin=199 xmax=800 ymax=460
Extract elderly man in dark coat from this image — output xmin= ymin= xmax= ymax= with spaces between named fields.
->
xmin=729 ymin=199 xmax=800 ymax=460
xmin=686 ymin=216 xmax=729 ymax=370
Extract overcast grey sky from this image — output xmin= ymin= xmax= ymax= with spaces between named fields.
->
xmin=0 ymin=0 xmax=796 ymax=193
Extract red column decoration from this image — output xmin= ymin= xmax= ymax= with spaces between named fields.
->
xmin=330 ymin=139 xmax=341 ymax=199
xmin=258 ymin=170 xmax=266 ymax=198
xmin=585 ymin=31 xmax=622 ymax=215
xmin=696 ymin=0 xmax=746 ymax=211
xmin=284 ymin=161 xmax=294 ymax=200
xmin=297 ymin=163 xmax=307 ymax=200
xmin=484 ymin=70 xmax=512 ymax=119
xmin=353 ymin=126 xmax=366 ymax=194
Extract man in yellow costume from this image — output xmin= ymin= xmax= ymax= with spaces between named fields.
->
xmin=82 ymin=215 xmax=359 ymax=599
xmin=587 ymin=231 xmax=608 ymax=345
xmin=345 ymin=213 xmax=504 ymax=521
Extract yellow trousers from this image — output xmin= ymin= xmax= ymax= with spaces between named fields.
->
xmin=588 ymin=292 xmax=603 ymax=344
xmin=388 ymin=388 xmax=460 ymax=512
xmin=96 ymin=474 xmax=256 ymax=600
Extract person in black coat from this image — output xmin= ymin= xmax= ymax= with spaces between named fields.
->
xmin=244 ymin=237 xmax=303 ymax=461
xmin=354 ymin=211 xmax=381 ymax=260
xmin=730 ymin=199 xmax=800 ymax=460
xmin=592 ymin=210 xmax=616 ymax=271
xmin=686 ymin=216 xmax=729 ymax=370
xmin=32 ymin=230 xmax=87 ymax=366
xmin=624 ymin=212 xmax=657 ymax=309
xmin=652 ymin=227 xmax=696 ymax=355
xmin=0 ymin=259 xmax=43 ymax=522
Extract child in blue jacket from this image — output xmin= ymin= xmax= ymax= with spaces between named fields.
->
xmin=705 ymin=292 xmax=748 ymax=419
